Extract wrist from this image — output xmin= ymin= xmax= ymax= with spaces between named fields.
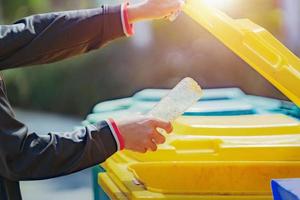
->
xmin=128 ymin=2 xmax=154 ymax=23
xmin=107 ymin=118 xmax=125 ymax=151
xmin=127 ymin=4 xmax=144 ymax=23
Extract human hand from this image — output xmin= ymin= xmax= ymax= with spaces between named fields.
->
xmin=127 ymin=0 xmax=185 ymax=23
xmin=116 ymin=116 xmax=173 ymax=153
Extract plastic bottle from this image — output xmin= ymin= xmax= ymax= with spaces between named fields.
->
xmin=148 ymin=77 xmax=202 ymax=121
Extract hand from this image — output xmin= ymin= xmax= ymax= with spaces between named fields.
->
xmin=128 ymin=0 xmax=185 ymax=23
xmin=116 ymin=116 xmax=173 ymax=153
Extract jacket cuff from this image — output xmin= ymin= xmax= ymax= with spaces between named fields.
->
xmin=92 ymin=121 xmax=118 ymax=159
xmin=100 ymin=5 xmax=126 ymax=42
xmin=105 ymin=118 xmax=125 ymax=151
xmin=121 ymin=1 xmax=134 ymax=36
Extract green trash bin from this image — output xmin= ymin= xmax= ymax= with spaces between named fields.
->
xmin=133 ymin=88 xmax=246 ymax=102
xmin=93 ymin=98 xmax=132 ymax=113
xmin=92 ymin=166 xmax=109 ymax=200
xmin=86 ymin=110 xmax=133 ymax=124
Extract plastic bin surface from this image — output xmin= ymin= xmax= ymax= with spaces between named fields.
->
xmin=173 ymin=115 xmax=300 ymax=135
xmin=96 ymin=132 xmax=300 ymax=199
xmin=128 ymin=162 xmax=300 ymax=195
xmin=121 ymin=134 xmax=300 ymax=162
xmin=99 ymin=173 xmax=273 ymax=200
xmin=92 ymin=98 xmax=132 ymax=113
xmin=133 ymin=88 xmax=245 ymax=102
xmin=94 ymin=0 xmax=300 ymax=198
xmin=87 ymin=110 xmax=133 ymax=124
xmin=129 ymin=100 xmax=256 ymax=116
xmin=184 ymin=0 xmax=300 ymax=107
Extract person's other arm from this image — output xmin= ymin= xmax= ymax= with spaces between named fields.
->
xmin=0 ymin=90 xmax=172 ymax=181
xmin=0 ymin=5 xmax=129 ymax=70
xmin=0 ymin=0 xmax=184 ymax=70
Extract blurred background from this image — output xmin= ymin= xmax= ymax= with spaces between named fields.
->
xmin=0 ymin=0 xmax=300 ymax=199
xmin=1 ymin=0 xmax=300 ymax=117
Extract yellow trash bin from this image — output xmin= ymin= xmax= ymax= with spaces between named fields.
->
xmin=98 ymin=132 xmax=300 ymax=199
xmin=98 ymin=0 xmax=300 ymax=199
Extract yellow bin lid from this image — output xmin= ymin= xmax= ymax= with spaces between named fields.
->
xmin=173 ymin=114 xmax=300 ymax=136
xmin=184 ymin=0 xmax=300 ymax=107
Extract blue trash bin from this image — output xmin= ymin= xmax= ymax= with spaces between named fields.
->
xmin=272 ymin=179 xmax=300 ymax=200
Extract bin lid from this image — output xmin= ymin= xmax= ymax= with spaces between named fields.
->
xmin=173 ymin=114 xmax=300 ymax=135
xmin=122 ymin=134 xmax=300 ymax=162
xmin=184 ymin=0 xmax=300 ymax=107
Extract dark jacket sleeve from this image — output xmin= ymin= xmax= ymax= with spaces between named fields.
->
xmin=0 ymin=84 xmax=118 ymax=181
xmin=0 ymin=5 xmax=125 ymax=70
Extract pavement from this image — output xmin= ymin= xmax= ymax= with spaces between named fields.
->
xmin=14 ymin=109 xmax=93 ymax=200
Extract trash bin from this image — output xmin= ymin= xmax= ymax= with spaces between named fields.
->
xmin=92 ymin=98 xmax=133 ymax=113
xmin=172 ymin=115 xmax=300 ymax=136
xmin=133 ymin=88 xmax=246 ymax=102
xmin=96 ymin=114 xmax=300 ymax=199
xmin=92 ymin=1 xmax=300 ymax=199
xmin=98 ymin=132 xmax=300 ymax=199
xmin=86 ymin=110 xmax=133 ymax=124
xmin=129 ymin=99 xmax=257 ymax=116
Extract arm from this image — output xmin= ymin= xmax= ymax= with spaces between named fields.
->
xmin=0 ymin=5 xmax=127 ymax=70
xmin=0 ymin=0 xmax=184 ymax=70
xmin=0 ymin=86 xmax=118 ymax=180
xmin=0 ymin=85 xmax=172 ymax=181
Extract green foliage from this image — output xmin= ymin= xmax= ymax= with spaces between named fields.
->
xmin=3 ymin=40 xmax=138 ymax=116
xmin=1 ymin=0 xmax=286 ymax=117
xmin=1 ymin=0 xmax=50 ymax=22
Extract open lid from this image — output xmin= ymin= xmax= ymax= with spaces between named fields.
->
xmin=183 ymin=0 xmax=300 ymax=107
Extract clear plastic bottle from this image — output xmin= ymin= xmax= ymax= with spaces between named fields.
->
xmin=148 ymin=77 xmax=202 ymax=121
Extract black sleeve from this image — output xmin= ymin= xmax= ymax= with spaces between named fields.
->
xmin=0 ymin=5 xmax=125 ymax=70
xmin=0 ymin=86 xmax=118 ymax=181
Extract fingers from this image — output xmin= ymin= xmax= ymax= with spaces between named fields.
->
xmin=135 ymin=131 xmax=164 ymax=153
xmin=121 ymin=116 xmax=173 ymax=154
xmin=136 ymin=132 xmax=164 ymax=153
xmin=150 ymin=118 xmax=173 ymax=133
xmin=136 ymin=147 xmax=147 ymax=153
xmin=147 ymin=140 xmax=158 ymax=151
xmin=136 ymin=139 xmax=157 ymax=153
xmin=152 ymin=131 xmax=166 ymax=144
xmin=168 ymin=12 xmax=180 ymax=22
xmin=179 ymin=0 xmax=186 ymax=8
xmin=168 ymin=0 xmax=186 ymax=21
xmin=174 ymin=0 xmax=185 ymax=9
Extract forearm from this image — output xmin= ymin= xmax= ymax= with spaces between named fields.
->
xmin=0 ymin=0 xmax=184 ymax=70
xmin=0 ymin=120 xmax=120 ymax=181
xmin=0 ymin=82 xmax=124 ymax=181
xmin=0 ymin=6 xmax=125 ymax=70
